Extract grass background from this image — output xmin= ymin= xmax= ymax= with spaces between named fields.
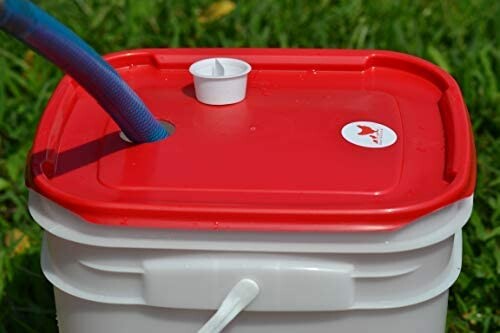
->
xmin=0 ymin=0 xmax=498 ymax=332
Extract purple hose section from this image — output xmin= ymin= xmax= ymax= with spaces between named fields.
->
xmin=0 ymin=0 xmax=168 ymax=143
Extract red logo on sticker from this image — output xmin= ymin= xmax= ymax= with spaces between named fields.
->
xmin=357 ymin=125 xmax=377 ymax=136
xmin=357 ymin=125 xmax=380 ymax=144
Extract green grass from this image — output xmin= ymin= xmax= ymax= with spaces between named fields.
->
xmin=0 ymin=0 xmax=498 ymax=332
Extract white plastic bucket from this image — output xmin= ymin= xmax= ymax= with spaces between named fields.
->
xmin=26 ymin=48 xmax=476 ymax=333
xmin=29 ymin=190 xmax=473 ymax=333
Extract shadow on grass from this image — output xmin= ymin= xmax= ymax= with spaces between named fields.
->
xmin=0 ymin=251 xmax=57 ymax=333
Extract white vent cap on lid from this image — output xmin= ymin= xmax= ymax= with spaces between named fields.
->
xmin=189 ymin=57 xmax=251 ymax=105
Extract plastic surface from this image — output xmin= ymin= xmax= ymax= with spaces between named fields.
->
xmin=0 ymin=0 xmax=167 ymax=142
xmin=28 ymin=191 xmax=473 ymax=254
xmin=32 ymin=190 xmax=465 ymax=332
xmin=190 ymin=57 xmax=251 ymax=105
xmin=34 ymin=192 xmax=471 ymax=312
xmin=53 ymin=288 xmax=449 ymax=333
xmin=40 ymin=230 xmax=463 ymax=311
xmin=27 ymin=49 xmax=476 ymax=231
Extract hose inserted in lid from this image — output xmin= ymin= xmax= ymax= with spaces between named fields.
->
xmin=0 ymin=0 xmax=168 ymax=143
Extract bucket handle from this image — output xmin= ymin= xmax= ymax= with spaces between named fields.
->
xmin=199 ymin=279 xmax=260 ymax=333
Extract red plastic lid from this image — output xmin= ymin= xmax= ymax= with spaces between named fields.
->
xmin=27 ymin=49 xmax=475 ymax=232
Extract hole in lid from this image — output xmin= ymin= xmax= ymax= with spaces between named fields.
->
xmin=120 ymin=120 xmax=175 ymax=143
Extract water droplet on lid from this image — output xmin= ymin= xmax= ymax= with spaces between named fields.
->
xmin=261 ymin=89 xmax=271 ymax=96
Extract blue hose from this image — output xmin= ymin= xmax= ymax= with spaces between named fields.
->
xmin=0 ymin=0 xmax=168 ymax=143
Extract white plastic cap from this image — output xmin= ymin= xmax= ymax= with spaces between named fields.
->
xmin=189 ymin=58 xmax=251 ymax=106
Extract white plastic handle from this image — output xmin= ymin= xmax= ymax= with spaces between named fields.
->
xmin=198 ymin=279 xmax=260 ymax=333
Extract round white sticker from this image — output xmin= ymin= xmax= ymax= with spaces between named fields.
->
xmin=341 ymin=121 xmax=397 ymax=148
